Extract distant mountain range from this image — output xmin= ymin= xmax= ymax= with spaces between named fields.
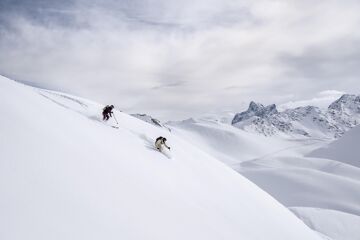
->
xmin=232 ymin=94 xmax=360 ymax=138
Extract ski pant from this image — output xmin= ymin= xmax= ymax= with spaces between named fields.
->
xmin=103 ymin=113 xmax=110 ymax=121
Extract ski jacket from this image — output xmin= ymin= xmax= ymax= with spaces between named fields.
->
xmin=103 ymin=106 xmax=113 ymax=116
xmin=155 ymin=137 xmax=170 ymax=150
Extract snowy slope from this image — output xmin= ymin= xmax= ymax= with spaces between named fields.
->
xmin=290 ymin=207 xmax=360 ymax=240
xmin=239 ymin=156 xmax=360 ymax=215
xmin=0 ymin=76 xmax=322 ymax=240
xmin=309 ymin=126 xmax=360 ymax=167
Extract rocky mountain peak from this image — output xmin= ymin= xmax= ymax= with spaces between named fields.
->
xmin=232 ymin=102 xmax=278 ymax=124
xmin=248 ymin=101 xmax=264 ymax=112
xmin=328 ymin=94 xmax=360 ymax=112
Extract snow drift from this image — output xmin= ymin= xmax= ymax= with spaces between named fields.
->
xmin=0 ymin=76 xmax=322 ymax=240
xmin=309 ymin=125 xmax=360 ymax=168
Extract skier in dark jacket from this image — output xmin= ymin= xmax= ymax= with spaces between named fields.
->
xmin=102 ymin=105 xmax=114 ymax=121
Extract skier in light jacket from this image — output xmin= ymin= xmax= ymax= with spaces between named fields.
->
xmin=155 ymin=137 xmax=170 ymax=152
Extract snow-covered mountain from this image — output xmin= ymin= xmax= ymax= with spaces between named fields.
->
xmin=0 ymin=75 xmax=323 ymax=240
xmin=3 ymin=73 xmax=359 ymax=240
xmin=327 ymin=94 xmax=360 ymax=131
xmin=231 ymin=95 xmax=360 ymax=138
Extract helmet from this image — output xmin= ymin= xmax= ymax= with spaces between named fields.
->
xmin=163 ymin=137 xmax=167 ymax=141
xmin=110 ymin=105 xmax=114 ymax=108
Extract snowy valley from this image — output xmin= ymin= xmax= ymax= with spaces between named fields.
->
xmin=1 ymin=75 xmax=359 ymax=240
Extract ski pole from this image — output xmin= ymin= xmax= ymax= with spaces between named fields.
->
xmin=113 ymin=114 xmax=119 ymax=125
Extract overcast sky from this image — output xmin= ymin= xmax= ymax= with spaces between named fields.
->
xmin=1 ymin=0 xmax=360 ymax=120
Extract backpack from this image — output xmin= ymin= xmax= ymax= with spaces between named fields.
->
xmin=103 ymin=106 xmax=111 ymax=114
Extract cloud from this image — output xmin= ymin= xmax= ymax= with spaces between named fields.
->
xmin=279 ymin=90 xmax=346 ymax=110
xmin=0 ymin=0 xmax=360 ymax=120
